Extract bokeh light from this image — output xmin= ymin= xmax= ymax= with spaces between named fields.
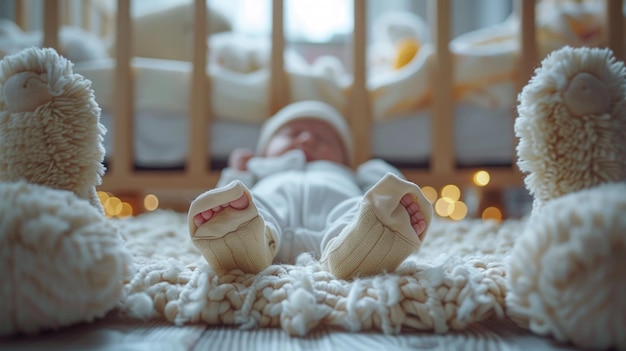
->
xmin=481 ymin=206 xmax=502 ymax=222
xmin=473 ymin=170 xmax=491 ymax=187
xmin=421 ymin=186 xmax=438 ymax=204
xmin=435 ymin=197 xmax=454 ymax=217
xmin=428 ymin=184 xmax=469 ymax=220
xmin=97 ymin=191 xmax=110 ymax=204
xmin=104 ymin=196 xmax=123 ymax=216
xmin=449 ymin=201 xmax=468 ymax=220
xmin=119 ymin=202 xmax=134 ymax=217
xmin=144 ymin=194 xmax=159 ymax=211
xmin=441 ymin=184 xmax=461 ymax=202
xmin=99 ymin=191 xmax=135 ymax=218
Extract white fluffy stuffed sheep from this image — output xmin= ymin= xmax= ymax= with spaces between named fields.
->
xmin=508 ymin=46 xmax=626 ymax=350
xmin=0 ymin=47 xmax=133 ymax=336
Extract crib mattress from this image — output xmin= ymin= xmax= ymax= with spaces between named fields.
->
xmin=76 ymin=57 xmax=516 ymax=169
xmin=99 ymin=102 xmax=515 ymax=169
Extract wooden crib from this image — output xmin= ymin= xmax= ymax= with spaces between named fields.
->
xmin=11 ymin=0 xmax=626 ymax=216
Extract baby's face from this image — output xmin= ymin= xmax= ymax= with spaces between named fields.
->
xmin=264 ymin=119 xmax=348 ymax=165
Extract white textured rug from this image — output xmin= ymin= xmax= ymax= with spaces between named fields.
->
xmin=116 ymin=210 xmax=524 ymax=336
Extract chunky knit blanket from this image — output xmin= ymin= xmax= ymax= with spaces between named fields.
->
xmin=116 ymin=210 xmax=523 ymax=336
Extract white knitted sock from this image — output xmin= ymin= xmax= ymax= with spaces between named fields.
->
xmin=188 ymin=181 xmax=277 ymax=274
xmin=321 ymin=173 xmax=433 ymax=279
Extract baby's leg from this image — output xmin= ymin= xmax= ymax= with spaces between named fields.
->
xmin=188 ymin=181 xmax=277 ymax=274
xmin=321 ymin=173 xmax=433 ymax=280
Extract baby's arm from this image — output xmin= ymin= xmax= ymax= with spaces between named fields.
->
xmin=356 ymin=159 xmax=405 ymax=192
xmin=216 ymin=148 xmax=257 ymax=188
xmin=228 ymin=148 xmax=255 ymax=171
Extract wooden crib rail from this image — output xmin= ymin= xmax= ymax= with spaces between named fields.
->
xmin=607 ymin=0 xmax=625 ymax=62
xmin=109 ymin=0 xmax=134 ymax=185
xmin=428 ymin=0 xmax=454 ymax=178
xmin=14 ymin=0 xmax=626 ymax=210
xmin=188 ymin=0 xmax=211 ymax=183
xmin=349 ymin=0 xmax=371 ymax=167
xmin=16 ymin=0 xmax=112 ymax=37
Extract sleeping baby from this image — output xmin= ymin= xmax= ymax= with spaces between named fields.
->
xmin=187 ymin=100 xmax=433 ymax=280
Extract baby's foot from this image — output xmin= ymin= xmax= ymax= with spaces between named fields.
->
xmin=192 ymin=193 xmax=249 ymax=228
xmin=321 ymin=173 xmax=433 ymax=279
xmin=400 ymin=193 xmax=427 ymax=241
xmin=188 ymin=181 xmax=277 ymax=274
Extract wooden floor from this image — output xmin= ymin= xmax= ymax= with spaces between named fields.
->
xmin=0 ymin=315 xmax=584 ymax=351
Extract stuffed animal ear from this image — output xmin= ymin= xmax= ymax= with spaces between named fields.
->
xmin=562 ymin=72 xmax=610 ymax=116
xmin=514 ymin=46 xmax=626 ymax=211
xmin=3 ymin=72 xmax=52 ymax=112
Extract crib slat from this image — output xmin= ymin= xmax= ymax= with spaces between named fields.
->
xmin=15 ymin=0 xmax=26 ymax=29
xmin=61 ymin=0 xmax=72 ymax=26
xmin=510 ymin=0 xmax=538 ymax=186
xmin=516 ymin=0 xmax=537 ymax=91
xmin=428 ymin=0 xmax=454 ymax=177
xmin=269 ymin=0 xmax=289 ymax=115
xmin=83 ymin=0 xmax=91 ymax=31
xmin=110 ymin=0 xmax=134 ymax=182
xmin=100 ymin=5 xmax=112 ymax=38
xmin=187 ymin=0 xmax=211 ymax=182
xmin=349 ymin=0 xmax=370 ymax=167
xmin=607 ymin=0 xmax=625 ymax=62
xmin=43 ymin=0 xmax=60 ymax=50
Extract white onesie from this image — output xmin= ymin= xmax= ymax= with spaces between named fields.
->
xmin=216 ymin=150 xmax=404 ymax=263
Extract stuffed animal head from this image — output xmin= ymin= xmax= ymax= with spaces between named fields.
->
xmin=515 ymin=46 xmax=626 ymax=211
xmin=0 ymin=47 xmax=106 ymax=212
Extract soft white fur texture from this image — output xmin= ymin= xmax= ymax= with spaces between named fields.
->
xmin=510 ymin=46 xmax=626 ymax=350
xmin=0 ymin=181 xmax=134 ymax=336
xmin=0 ymin=47 xmax=107 ymax=213
xmin=506 ymin=182 xmax=626 ymax=350
xmin=0 ymin=47 xmax=132 ymax=337
xmin=515 ymin=46 xmax=626 ymax=211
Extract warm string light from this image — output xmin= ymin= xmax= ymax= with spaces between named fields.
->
xmin=98 ymin=191 xmax=134 ymax=218
xmin=470 ymin=170 xmax=504 ymax=221
xmin=97 ymin=192 xmax=161 ymax=218
xmin=98 ymin=180 xmax=500 ymax=222
xmin=143 ymin=194 xmax=159 ymax=211
xmin=420 ymin=186 xmax=438 ymax=204
xmin=425 ymin=184 xmax=468 ymax=221
xmin=473 ymin=170 xmax=490 ymax=186
xmin=424 ymin=172 xmax=503 ymax=222
xmin=481 ymin=206 xmax=502 ymax=222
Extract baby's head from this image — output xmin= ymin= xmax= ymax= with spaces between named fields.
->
xmin=256 ymin=101 xmax=353 ymax=165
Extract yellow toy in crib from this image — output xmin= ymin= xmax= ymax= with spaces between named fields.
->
xmin=392 ymin=38 xmax=420 ymax=70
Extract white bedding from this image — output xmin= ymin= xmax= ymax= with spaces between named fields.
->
xmin=99 ymin=103 xmax=515 ymax=168
xmin=77 ymin=57 xmax=516 ymax=168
